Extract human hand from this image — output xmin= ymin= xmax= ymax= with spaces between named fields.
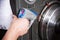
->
xmin=10 ymin=15 xmax=29 ymax=36
xmin=2 ymin=15 xmax=29 ymax=40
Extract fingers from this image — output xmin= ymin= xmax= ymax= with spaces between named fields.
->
xmin=12 ymin=15 xmax=30 ymax=34
xmin=16 ymin=18 xmax=29 ymax=36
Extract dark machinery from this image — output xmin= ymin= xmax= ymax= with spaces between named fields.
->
xmin=38 ymin=1 xmax=60 ymax=40
xmin=0 ymin=0 xmax=60 ymax=40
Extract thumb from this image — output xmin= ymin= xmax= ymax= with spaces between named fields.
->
xmin=13 ymin=15 xmax=18 ymax=21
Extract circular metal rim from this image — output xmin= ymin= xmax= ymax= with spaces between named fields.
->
xmin=38 ymin=1 xmax=60 ymax=22
xmin=38 ymin=1 xmax=60 ymax=40
xmin=24 ymin=0 xmax=36 ymax=5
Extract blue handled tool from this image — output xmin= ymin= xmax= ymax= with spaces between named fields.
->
xmin=18 ymin=8 xmax=38 ymax=28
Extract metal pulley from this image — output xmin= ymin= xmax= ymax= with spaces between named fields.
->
xmin=38 ymin=1 xmax=60 ymax=40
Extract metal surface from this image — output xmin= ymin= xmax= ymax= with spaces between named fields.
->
xmin=38 ymin=1 xmax=60 ymax=40
xmin=15 ymin=0 xmax=60 ymax=40
xmin=16 ymin=0 xmax=47 ymax=40
xmin=16 ymin=0 xmax=53 ymax=14
xmin=24 ymin=0 xmax=36 ymax=5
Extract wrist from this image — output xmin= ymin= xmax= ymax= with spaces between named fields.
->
xmin=2 ymin=28 xmax=19 ymax=40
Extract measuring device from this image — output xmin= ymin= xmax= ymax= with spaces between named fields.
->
xmin=18 ymin=8 xmax=38 ymax=29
